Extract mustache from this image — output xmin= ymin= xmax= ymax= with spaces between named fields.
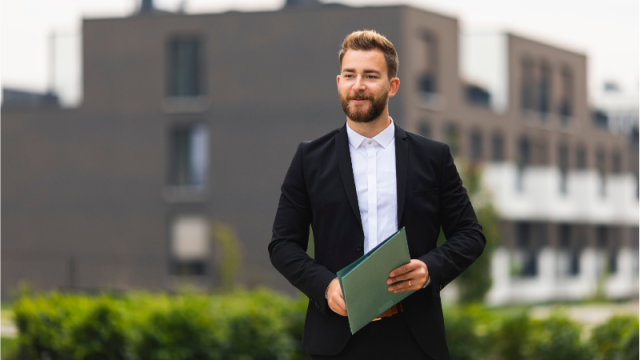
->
xmin=347 ymin=93 xmax=373 ymax=101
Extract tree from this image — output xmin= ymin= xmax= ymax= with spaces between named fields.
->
xmin=437 ymin=159 xmax=499 ymax=303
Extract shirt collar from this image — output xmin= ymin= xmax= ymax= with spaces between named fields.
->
xmin=346 ymin=117 xmax=395 ymax=149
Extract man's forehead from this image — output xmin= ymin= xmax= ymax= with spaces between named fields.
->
xmin=341 ymin=49 xmax=387 ymax=71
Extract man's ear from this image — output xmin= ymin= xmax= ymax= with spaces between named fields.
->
xmin=336 ymin=75 xmax=341 ymax=88
xmin=388 ymin=77 xmax=400 ymax=98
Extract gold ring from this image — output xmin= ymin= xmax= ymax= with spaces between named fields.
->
xmin=409 ymin=280 xmax=412 ymax=287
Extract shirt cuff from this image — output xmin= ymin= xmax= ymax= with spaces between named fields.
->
xmin=422 ymin=275 xmax=431 ymax=289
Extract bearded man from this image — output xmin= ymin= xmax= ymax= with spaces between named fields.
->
xmin=268 ymin=30 xmax=486 ymax=360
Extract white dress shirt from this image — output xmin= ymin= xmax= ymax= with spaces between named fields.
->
xmin=346 ymin=118 xmax=398 ymax=254
xmin=346 ymin=117 xmax=430 ymax=288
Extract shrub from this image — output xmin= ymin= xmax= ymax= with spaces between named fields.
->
xmin=442 ymin=305 xmax=487 ymax=360
xmin=591 ymin=315 xmax=639 ymax=360
xmin=14 ymin=292 xmax=76 ymax=359
xmin=12 ymin=289 xmax=640 ymax=360
xmin=65 ymin=297 xmax=128 ymax=360
xmin=132 ymin=295 xmax=225 ymax=360
xmin=528 ymin=312 xmax=589 ymax=360
xmin=493 ymin=311 xmax=532 ymax=360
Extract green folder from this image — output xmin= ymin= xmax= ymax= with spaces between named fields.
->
xmin=336 ymin=227 xmax=416 ymax=334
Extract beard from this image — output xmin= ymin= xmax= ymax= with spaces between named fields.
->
xmin=340 ymin=89 xmax=388 ymax=123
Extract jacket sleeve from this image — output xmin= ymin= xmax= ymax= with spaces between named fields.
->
xmin=268 ymin=142 xmax=337 ymax=313
xmin=418 ymin=143 xmax=486 ymax=297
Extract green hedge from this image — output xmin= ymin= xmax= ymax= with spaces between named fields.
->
xmin=12 ymin=290 xmax=639 ymax=360
xmin=14 ymin=289 xmax=308 ymax=360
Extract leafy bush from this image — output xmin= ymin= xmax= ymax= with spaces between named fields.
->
xmin=528 ymin=313 xmax=589 ymax=360
xmin=14 ymin=289 xmax=309 ymax=360
xmin=443 ymin=305 xmax=500 ymax=360
xmin=14 ymin=292 xmax=76 ymax=359
xmin=132 ymin=295 xmax=225 ymax=360
xmin=591 ymin=315 xmax=639 ymax=360
xmin=493 ymin=311 xmax=532 ymax=360
xmin=12 ymin=290 xmax=639 ymax=360
xmin=66 ymin=297 xmax=128 ymax=360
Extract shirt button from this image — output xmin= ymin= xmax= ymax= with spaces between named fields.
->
xmin=368 ymin=140 xmax=372 ymax=144
xmin=356 ymin=244 xmax=363 ymax=251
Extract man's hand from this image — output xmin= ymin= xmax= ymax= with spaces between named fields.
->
xmin=327 ymin=278 xmax=347 ymax=316
xmin=387 ymin=259 xmax=429 ymax=293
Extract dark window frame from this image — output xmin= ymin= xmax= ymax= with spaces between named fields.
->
xmin=166 ymin=35 xmax=204 ymax=98
xmin=417 ymin=31 xmax=438 ymax=94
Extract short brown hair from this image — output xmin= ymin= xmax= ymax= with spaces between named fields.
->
xmin=339 ymin=30 xmax=399 ymax=79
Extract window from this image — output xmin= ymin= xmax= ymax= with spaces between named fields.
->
xmin=417 ymin=32 xmax=437 ymax=94
xmin=521 ymin=57 xmax=535 ymax=111
xmin=536 ymin=138 xmax=549 ymax=166
xmin=465 ymin=84 xmax=491 ymax=107
xmin=558 ymin=223 xmax=572 ymax=249
xmin=418 ymin=121 xmax=431 ymax=139
xmin=558 ymin=143 xmax=569 ymax=194
xmin=171 ymin=216 xmax=209 ymax=276
xmin=576 ymin=146 xmax=586 ymax=170
xmin=533 ymin=222 xmax=548 ymax=248
xmin=538 ymin=61 xmax=551 ymax=117
xmin=169 ymin=123 xmax=209 ymax=187
xmin=569 ymin=252 xmax=580 ymax=276
xmin=559 ymin=66 xmax=573 ymax=122
xmin=632 ymin=227 xmax=639 ymax=277
xmin=612 ymin=151 xmax=621 ymax=174
xmin=516 ymin=222 xmax=537 ymax=277
xmin=608 ymin=251 xmax=618 ymax=274
xmin=596 ymin=225 xmax=608 ymax=249
xmin=517 ymin=136 xmax=531 ymax=191
xmin=168 ymin=37 xmax=202 ymax=97
xmin=596 ymin=149 xmax=606 ymax=196
xmin=491 ymin=133 xmax=504 ymax=162
xmin=469 ymin=130 xmax=483 ymax=161
xmin=592 ymin=110 xmax=609 ymax=129
xmin=444 ymin=124 xmax=459 ymax=157
xmin=516 ymin=222 xmax=531 ymax=249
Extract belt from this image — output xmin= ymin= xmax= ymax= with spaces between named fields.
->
xmin=372 ymin=301 xmax=404 ymax=321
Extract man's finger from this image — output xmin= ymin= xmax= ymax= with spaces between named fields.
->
xmin=387 ymin=271 xmax=425 ymax=291
xmin=387 ymin=268 xmax=424 ymax=285
xmin=390 ymin=260 xmax=422 ymax=277
xmin=389 ymin=264 xmax=409 ymax=277
xmin=389 ymin=279 xmax=418 ymax=293
xmin=333 ymin=297 xmax=347 ymax=316
xmin=331 ymin=294 xmax=347 ymax=312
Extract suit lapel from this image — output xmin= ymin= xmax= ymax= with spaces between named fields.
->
xmin=335 ymin=124 xmax=363 ymax=227
xmin=395 ymin=123 xmax=409 ymax=225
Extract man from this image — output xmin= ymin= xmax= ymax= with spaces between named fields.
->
xmin=268 ymin=30 xmax=485 ymax=360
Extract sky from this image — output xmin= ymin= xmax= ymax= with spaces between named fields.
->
xmin=1 ymin=0 xmax=638 ymax=105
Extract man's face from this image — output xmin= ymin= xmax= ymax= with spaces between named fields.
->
xmin=337 ymin=49 xmax=395 ymax=123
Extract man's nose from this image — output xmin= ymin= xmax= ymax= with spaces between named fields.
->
xmin=354 ymin=75 xmax=366 ymax=90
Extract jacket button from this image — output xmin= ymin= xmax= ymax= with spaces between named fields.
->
xmin=356 ymin=244 xmax=363 ymax=251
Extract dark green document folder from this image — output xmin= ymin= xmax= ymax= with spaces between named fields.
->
xmin=336 ymin=227 xmax=415 ymax=334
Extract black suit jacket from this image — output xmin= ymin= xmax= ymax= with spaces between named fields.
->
xmin=268 ymin=122 xmax=486 ymax=359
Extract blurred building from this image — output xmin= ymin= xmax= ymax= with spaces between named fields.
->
xmin=2 ymin=1 xmax=638 ymax=304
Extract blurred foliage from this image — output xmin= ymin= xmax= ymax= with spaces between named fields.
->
xmin=2 ymin=337 xmax=19 ymax=360
xmin=590 ymin=315 xmax=639 ymax=360
xmin=12 ymin=290 xmax=640 ymax=360
xmin=493 ymin=311 xmax=532 ymax=360
xmin=211 ymin=224 xmax=242 ymax=292
xmin=438 ymin=159 xmax=500 ymax=303
xmin=13 ymin=289 xmax=309 ymax=360
xmin=528 ymin=312 xmax=590 ymax=360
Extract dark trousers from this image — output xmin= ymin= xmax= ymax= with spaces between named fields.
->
xmin=310 ymin=312 xmax=434 ymax=360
